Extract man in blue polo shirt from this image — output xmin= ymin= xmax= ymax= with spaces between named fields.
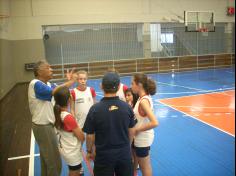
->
xmin=83 ymin=72 xmax=135 ymax=176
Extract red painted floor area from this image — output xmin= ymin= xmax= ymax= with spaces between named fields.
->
xmin=160 ymin=90 xmax=235 ymax=136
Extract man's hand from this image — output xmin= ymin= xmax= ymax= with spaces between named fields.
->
xmin=66 ymin=68 xmax=78 ymax=81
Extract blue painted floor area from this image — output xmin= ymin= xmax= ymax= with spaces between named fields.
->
xmin=151 ymin=103 xmax=235 ymax=176
xmin=34 ymin=67 xmax=235 ymax=176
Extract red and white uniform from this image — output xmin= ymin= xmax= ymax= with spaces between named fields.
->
xmin=116 ymin=83 xmax=128 ymax=102
xmin=133 ymin=95 xmax=154 ymax=147
xmin=71 ymin=87 xmax=96 ymax=128
xmin=58 ymin=111 xmax=82 ymax=166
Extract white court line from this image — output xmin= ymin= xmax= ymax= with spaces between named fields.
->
xmin=225 ymin=71 xmax=235 ymax=74
xmin=8 ymin=154 xmax=40 ymax=161
xmin=157 ymin=88 xmax=235 ymax=101
xmin=157 ymin=81 xmax=232 ymax=96
xmin=158 ymin=101 xmax=235 ymax=138
xmin=28 ymin=130 xmax=35 ymax=176
xmin=96 ymin=94 xmax=103 ymax=97
xmin=156 ymin=87 xmax=233 ymax=95
xmin=155 ymin=104 xmax=234 ymax=109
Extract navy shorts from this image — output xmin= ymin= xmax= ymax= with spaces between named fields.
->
xmin=94 ymin=160 xmax=133 ymax=176
xmin=68 ymin=163 xmax=82 ymax=171
xmin=133 ymin=146 xmax=150 ymax=157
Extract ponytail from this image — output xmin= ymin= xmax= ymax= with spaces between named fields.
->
xmin=133 ymin=73 xmax=156 ymax=95
xmin=53 ymin=86 xmax=71 ymax=129
xmin=147 ymin=78 xmax=156 ymax=95
xmin=54 ymin=104 xmax=63 ymax=129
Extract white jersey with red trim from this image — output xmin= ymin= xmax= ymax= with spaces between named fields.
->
xmin=58 ymin=111 xmax=82 ymax=166
xmin=116 ymin=83 xmax=127 ymax=102
xmin=133 ymin=95 xmax=154 ymax=147
xmin=72 ymin=87 xmax=95 ymax=128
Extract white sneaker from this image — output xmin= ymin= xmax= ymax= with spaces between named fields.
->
xmin=80 ymin=166 xmax=84 ymax=175
xmin=136 ymin=164 xmax=140 ymax=170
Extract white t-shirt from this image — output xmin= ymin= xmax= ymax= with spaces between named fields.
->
xmin=116 ymin=83 xmax=128 ymax=102
xmin=28 ymin=79 xmax=56 ymax=125
xmin=58 ymin=111 xmax=82 ymax=166
xmin=71 ymin=87 xmax=96 ymax=128
xmin=133 ymin=95 xmax=154 ymax=147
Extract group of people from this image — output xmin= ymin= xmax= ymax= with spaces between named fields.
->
xmin=28 ymin=60 xmax=158 ymax=176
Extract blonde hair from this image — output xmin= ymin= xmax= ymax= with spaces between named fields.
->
xmin=77 ymin=70 xmax=88 ymax=77
xmin=107 ymin=67 xmax=120 ymax=75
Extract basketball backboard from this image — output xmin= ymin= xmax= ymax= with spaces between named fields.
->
xmin=184 ymin=11 xmax=215 ymax=32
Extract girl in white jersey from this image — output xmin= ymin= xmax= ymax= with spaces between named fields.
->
xmin=70 ymin=70 xmax=96 ymax=175
xmin=106 ymin=68 xmax=128 ymax=101
xmin=70 ymin=70 xmax=96 ymax=128
xmin=116 ymin=83 xmax=129 ymax=101
xmin=131 ymin=73 xmax=159 ymax=176
xmin=54 ymin=86 xmax=85 ymax=176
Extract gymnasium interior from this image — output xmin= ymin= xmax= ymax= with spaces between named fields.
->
xmin=0 ymin=0 xmax=235 ymax=176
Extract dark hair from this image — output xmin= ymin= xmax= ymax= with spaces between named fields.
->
xmin=33 ymin=60 xmax=48 ymax=77
xmin=53 ymin=86 xmax=70 ymax=129
xmin=124 ymin=88 xmax=139 ymax=108
xmin=133 ymin=73 xmax=156 ymax=95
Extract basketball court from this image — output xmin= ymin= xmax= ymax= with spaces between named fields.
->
xmin=0 ymin=1 xmax=235 ymax=176
xmin=21 ymin=67 xmax=234 ymax=175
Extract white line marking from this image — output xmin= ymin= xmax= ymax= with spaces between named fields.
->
xmin=8 ymin=155 xmax=30 ymax=160
xmin=96 ymin=94 xmax=103 ymax=97
xmin=157 ymin=81 xmax=232 ymax=97
xmin=158 ymin=101 xmax=235 ymax=138
xmin=225 ymin=71 xmax=235 ymax=74
xmin=157 ymin=89 xmax=235 ymax=101
xmin=156 ymin=87 xmax=234 ymax=95
xmin=29 ymin=130 xmax=35 ymax=176
xmin=157 ymin=105 xmax=234 ymax=109
xmin=8 ymin=154 xmax=40 ymax=161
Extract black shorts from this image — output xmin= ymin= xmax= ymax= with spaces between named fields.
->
xmin=94 ymin=160 xmax=133 ymax=176
xmin=68 ymin=163 xmax=82 ymax=171
xmin=133 ymin=146 xmax=150 ymax=157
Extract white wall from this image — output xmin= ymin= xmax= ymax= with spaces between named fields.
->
xmin=6 ymin=0 xmax=235 ymax=40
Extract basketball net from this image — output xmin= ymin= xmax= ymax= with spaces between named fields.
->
xmin=0 ymin=15 xmax=10 ymax=33
xmin=198 ymin=28 xmax=209 ymax=37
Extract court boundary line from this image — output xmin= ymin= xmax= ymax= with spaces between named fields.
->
xmin=8 ymin=154 xmax=40 ymax=161
xmin=153 ymin=102 xmax=234 ymax=111
xmin=85 ymin=67 xmax=235 ymax=81
xmin=157 ymin=89 xmax=235 ymax=101
xmin=158 ymin=101 xmax=235 ymax=138
xmin=156 ymin=81 xmax=233 ymax=96
xmin=156 ymin=87 xmax=234 ymax=95
xmin=97 ymin=87 xmax=234 ymax=97
xmin=82 ymin=150 xmax=94 ymax=176
xmin=156 ymin=104 xmax=234 ymax=109
xmin=29 ymin=130 xmax=35 ymax=176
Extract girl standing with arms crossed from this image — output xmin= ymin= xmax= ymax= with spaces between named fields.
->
xmin=131 ymin=73 xmax=159 ymax=176
xmin=54 ymin=86 xmax=85 ymax=176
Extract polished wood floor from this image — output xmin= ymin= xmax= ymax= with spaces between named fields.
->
xmin=0 ymin=83 xmax=31 ymax=176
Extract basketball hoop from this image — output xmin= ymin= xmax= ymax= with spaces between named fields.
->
xmin=198 ymin=27 xmax=209 ymax=36
xmin=0 ymin=14 xmax=10 ymax=32
xmin=184 ymin=11 xmax=215 ymax=32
